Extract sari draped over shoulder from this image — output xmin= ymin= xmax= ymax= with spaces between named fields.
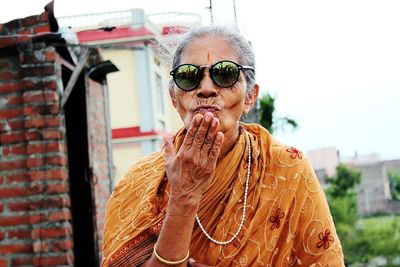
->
xmin=101 ymin=124 xmax=344 ymax=266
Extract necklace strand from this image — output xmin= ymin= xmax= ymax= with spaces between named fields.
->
xmin=195 ymin=131 xmax=251 ymax=245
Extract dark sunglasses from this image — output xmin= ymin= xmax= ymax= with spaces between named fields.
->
xmin=170 ymin=60 xmax=254 ymax=91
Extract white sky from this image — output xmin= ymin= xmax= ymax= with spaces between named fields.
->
xmin=2 ymin=0 xmax=400 ymax=160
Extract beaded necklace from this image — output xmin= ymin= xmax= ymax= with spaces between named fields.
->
xmin=195 ymin=131 xmax=251 ymax=245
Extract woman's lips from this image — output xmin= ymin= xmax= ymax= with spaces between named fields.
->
xmin=193 ymin=106 xmax=221 ymax=115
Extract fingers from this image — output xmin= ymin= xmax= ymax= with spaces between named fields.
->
xmin=163 ymin=136 xmax=176 ymax=165
xmin=182 ymin=114 xmax=202 ymax=149
xmin=181 ymin=112 xmax=223 ymax=160
xmin=192 ymin=113 xmax=217 ymax=151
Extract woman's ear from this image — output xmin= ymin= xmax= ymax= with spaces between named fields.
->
xmin=169 ymin=87 xmax=177 ymax=109
xmin=243 ymin=83 xmax=259 ymax=114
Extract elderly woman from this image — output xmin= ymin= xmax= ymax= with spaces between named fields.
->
xmin=101 ymin=25 xmax=344 ymax=266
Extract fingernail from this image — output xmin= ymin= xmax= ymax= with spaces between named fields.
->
xmin=195 ymin=114 xmax=202 ymax=124
xmin=211 ymin=118 xmax=217 ymax=127
xmin=205 ymin=114 xmax=211 ymax=122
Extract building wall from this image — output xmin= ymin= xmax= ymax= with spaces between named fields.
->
xmin=112 ymin=143 xmax=142 ymax=183
xmin=100 ymin=46 xmax=182 ymax=184
xmin=100 ymin=49 xmax=139 ymax=129
xmin=0 ymin=35 xmax=74 ymax=267
xmin=307 ymin=147 xmax=340 ymax=178
xmin=0 ymin=13 xmax=112 ymax=266
xmin=85 ymin=78 xmax=113 ymax=260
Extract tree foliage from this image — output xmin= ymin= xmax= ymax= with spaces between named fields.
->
xmin=388 ymin=171 xmax=400 ymax=200
xmin=326 ymin=164 xmax=361 ymax=198
xmin=326 ymin=165 xmax=400 ymax=265
xmin=258 ymin=92 xmax=298 ymax=134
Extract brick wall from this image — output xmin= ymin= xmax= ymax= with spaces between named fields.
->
xmin=1 ymin=11 xmax=112 ymax=267
xmin=86 ymin=63 xmax=113 ymax=261
xmin=0 ymin=14 xmax=74 ymax=266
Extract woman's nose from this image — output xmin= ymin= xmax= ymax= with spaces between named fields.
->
xmin=196 ymin=72 xmax=218 ymax=98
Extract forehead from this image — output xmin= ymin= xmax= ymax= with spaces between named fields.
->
xmin=180 ymin=36 xmax=239 ymax=65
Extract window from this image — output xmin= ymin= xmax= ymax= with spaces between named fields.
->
xmin=155 ymin=73 xmax=165 ymax=115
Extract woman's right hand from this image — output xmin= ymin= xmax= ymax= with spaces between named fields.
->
xmin=163 ymin=112 xmax=224 ymax=207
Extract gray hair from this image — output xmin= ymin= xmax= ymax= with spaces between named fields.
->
xmin=169 ymin=25 xmax=256 ymax=92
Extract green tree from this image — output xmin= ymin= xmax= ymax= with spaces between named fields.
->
xmin=388 ymin=171 xmax=400 ymax=200
xmin=325 ymin=164 xmax=371 ymax=264
xmin=326 ymin=164 xmax=361 ymax=198
xmin=258 ymin=92 xmax=298 ymax=134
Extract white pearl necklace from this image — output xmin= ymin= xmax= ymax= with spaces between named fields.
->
xmin=195 ymin=131 xmax=251 ymax=245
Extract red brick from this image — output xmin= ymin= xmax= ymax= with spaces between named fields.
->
xmin=0 ymin=215 xmax=30 ymax=227
xmin=29 ymin=213 xmax=46 ymax=224
xmin=20 ymin=79 xmax=57 ymax=91
xmin=0 ymin=258 xmax=8 ymax=267
xmin=25 ymin=129 xmax=62 ymax=142
xmin=24 ymin=103 xmax=59 ymax=116
xmin=0 ymin=159 xmax=26 ymax=171
xmin=23 ymin=91 xmax=58 ymax=103
xmin=33 ymin=25 xmax=50 ymax=34
xmin=0 ymin=203 xmax=3 ymax=212
xmin=0 ymin=37 xmax=17 ymax=49
xmin=43 ymin=129 xmax=62 ymax=140
xmin=48 ymin=155 xmax=67 ymax=166
xmin=28 ymin=183 xmax=44 ymax=194
xmin=6 ymin=173 xmax=29 ymax=183
xmin=45 ymin=50 xmax=57 ymax=62
xmin=27 ymin=141 xmax=64 ymax=154
xmin=3 ymin=95 xmax=22 ymax=106
xmin=1 ymin=120 xmax=23 ymax=131
xmin=11 ymin=257 xmax=33 ymax=267
xmin=0 ymin=231 xmax=4 ymax=241
xmin=23 ymin=105 xmax=45 ymax=116
xmin=51 ymin=240 xmax=73 ymax=252
xmin=34 ymin=254 xmax=73 ymax=266
xmin=0 ymin=71 xmax=19 ymax=80
xmin=16 ymin=35 xmax=31 ymax=43
xmin=4 ymin=95 xmax=22 ymax=106
xmin=2 ymin=144 xmax=26 ymax=156
xmin=0 ymin=82 xmax=20 ymax=93
xmin=7 ymin=228 xmax=31 ymax=239
xmin=0 ymin=243 xmax=32 ymax=254
xmin=46 ymin=183 xmax=69 ymax=194
xmin=33 ymin=241 xmax=49 ymax=253
xmin=0 ymin=131 xmax=25 ymax=144
xmin=27 ymin=157 xmax=43 ymax=168
xmin=0 ymin=108 xmax=23 ymax=119
xmin=48 ymin=209 xmax=71 ymax=222
xmin=32 ymin=227 xmax=71 ymax=239
xmin=0 ymin=187 xmax=30 ymax=198
xmin=28 ymin=169 xmax=68 ymax=181
xmin=9 ymin=196 xmax=70 ymax=211
xmin=7 ymin=201 xmax=30 ymax=212
xmin=24 ymin=116 xmax=60 ymax=129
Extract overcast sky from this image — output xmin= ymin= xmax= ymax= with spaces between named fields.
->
xmin=2 ymin=0 xmax=399 ymax=160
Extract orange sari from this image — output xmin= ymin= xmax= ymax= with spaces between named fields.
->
xmin=102 ymin=124 xmax=344 ymax=266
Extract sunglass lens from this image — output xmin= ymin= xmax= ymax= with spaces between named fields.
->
xmin=211 ymin=61 xmax=239 ymax=87
xmin=174 ymin=65 xmax=200 ymax=90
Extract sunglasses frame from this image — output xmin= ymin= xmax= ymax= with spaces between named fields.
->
xmin=170 ymin=60 xmax=254 ymax=91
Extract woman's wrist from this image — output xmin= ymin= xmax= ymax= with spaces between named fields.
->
xmin=167 ymin=195 xmax=200 ymax=218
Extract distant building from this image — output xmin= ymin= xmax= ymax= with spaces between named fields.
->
xmin=307 ymin=147 xmax=340 ymax=186
xmin=59 ymin=9 xmax=202 ymax=183
xmin=308 ymin=148 xmax=400 ymax=216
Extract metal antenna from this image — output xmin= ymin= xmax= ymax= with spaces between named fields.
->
xmin=233 ymin=0 xmax=238 ymax=25
xmin=208 ymin=0 xmax=214 ymax=24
